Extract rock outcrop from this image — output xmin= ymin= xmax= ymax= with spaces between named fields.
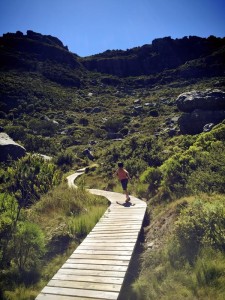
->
xmin=0 ymin=133 xmax=26 ymax=162
xmin=176 ymin=89 xmax=225 ymax=134
xmin=81 ymin=36 xmax=225 ymax=77
xmin=176 ymin=90 xmax=225 ymax=112
xmin=0 ymin=31 xmax=82 ymax=88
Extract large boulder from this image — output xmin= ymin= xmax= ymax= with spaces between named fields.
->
xmin=178 ymin=109 xmax=225 ymax=134
xmin=0 ymin=133 xmax=26 ymax=162
xmin=176 ymin=89 xmax=225 ymax=113
xmin=176 ymin=89 xmax=225 ymax=134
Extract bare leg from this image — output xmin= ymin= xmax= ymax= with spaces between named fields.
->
xmin=125 ymin=189 xmax=130 ymax=201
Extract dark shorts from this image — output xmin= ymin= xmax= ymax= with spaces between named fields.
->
xmin=121 ymin=178 xmax=128 ymax=190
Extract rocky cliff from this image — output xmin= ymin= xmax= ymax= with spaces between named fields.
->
xmin=81 ymin=36 xmax=225 ymax=77
xmin=0 ymin=30 xmax=83 ymax=88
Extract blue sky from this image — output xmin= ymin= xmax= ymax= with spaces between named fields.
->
xmin=0 ymin=0 xmax=225 ymax=57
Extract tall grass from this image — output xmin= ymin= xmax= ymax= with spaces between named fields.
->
xmin=132 ymin=247 xmax=225 ymax=300
xmin=67 ymin=206 xmax=106 ymax=238
xmin=3 ymin=183 xmax=108 ymax=300
xmin=4 ymin=286 xmax=37 ymax=300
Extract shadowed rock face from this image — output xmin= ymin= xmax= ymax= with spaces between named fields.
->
xmin=0 ymin=133 xmax=26 ymax=162
xmin=176 ymin=90 xmax=225 ymax=134
xmin=81 ymin=36 xmax=225 ymax=77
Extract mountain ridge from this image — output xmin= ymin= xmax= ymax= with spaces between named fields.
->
xmin=1 ymin=31 xmax=225 ymax=76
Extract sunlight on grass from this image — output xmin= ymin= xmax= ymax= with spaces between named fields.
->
xmin=67 ymin=206 xmax=107 ymax=238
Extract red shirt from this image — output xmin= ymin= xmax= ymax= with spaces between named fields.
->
xmin=116 ymin=168 xmax=129 ymax=180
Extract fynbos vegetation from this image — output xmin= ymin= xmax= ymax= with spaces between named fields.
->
xmin=0 ymin=31 xmax=225 ymax=299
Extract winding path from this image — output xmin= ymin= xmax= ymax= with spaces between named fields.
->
xmin=36 ymin=168 xmax=147 ymax=300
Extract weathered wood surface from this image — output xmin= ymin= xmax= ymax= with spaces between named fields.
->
xmin=36 ymin=169 xmax=146 ymax=300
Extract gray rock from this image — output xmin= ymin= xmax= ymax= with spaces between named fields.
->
xmin=149 ymin=110 xmax=159 ymax=117
xmin=176 ymin=89 xmax=225 ymax=134
xmin=176 ymin=89 xmax=225 ymax=113
xmin=83 ymin=148 xmax=94 ymax=160
xmin=147 ymin=242 xmax=154 ymax=249
xmin=0 ymin=133 xmax=26 ymax=162
xmin=91 ymin=107 xmax=102 ymax=113
xmin=133 ymin=105 xmax=143 ymax=112
xmin=134 ymin=99 xmax=141 ymax=104
xmin=203 ymin=123 xmax=215 ymax=132
xmin=171 ymin=116 xmax=179 ymax=123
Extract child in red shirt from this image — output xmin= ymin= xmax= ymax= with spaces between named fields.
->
xmin=114 ymin=162 xmax=131 ymax=202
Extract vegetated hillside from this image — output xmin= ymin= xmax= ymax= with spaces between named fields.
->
xmin=0 ymin=31 xmax=225 ymax=300
xmin=1 ymin=31 xmax=225 ymax=156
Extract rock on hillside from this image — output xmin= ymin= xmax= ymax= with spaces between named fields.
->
xmin=0 ymin=132 xmax=26 ymax=162
xmin=176 ymin=89 xmax=225 ymax=112
xmin=176 ymin=89 xmax=225 ymax=134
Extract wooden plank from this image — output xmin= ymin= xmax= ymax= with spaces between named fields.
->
xmin=41 ymin=286 xmax=119 ymax=300
xmin=55 ymin=263 xmax=127 ymax=271
xmin=101 ymin=213 xmax=144 ymax=216
xmin=77 ymin=245 xmax=134 ymax=251
xmin=74 ymin=249 xmax=133 ymax=255
xmin=80 ymin=240 xmax=136 ymax=245
xmin=47 ymin=279 xmax=121 ymax=292
xmin=100 ymin=223 xmax=142 ymax=226
xmin=61 ymin=259 xmax=129 ymax=266
xmin=53 ymin=274 xmax=124 ymax=285
xmin=58 ymin=268 xmax=126 ymax=277
xmin=92 ymin=222 xmax=141 ymax=227
xmin=94 ymin=225 xmax=140 ymax=230
xmin=91 ymin=228 xmax=139 ymax=233
xmin=87 ymin=232 xmax=138 ymax=238
xmin=99 ymin=219 xmax=142 ymax=222
xmin=104 ymin=214 xmax=142 ymax=218
xmin=81 ymin=238 xmax=137 ymax=243
xmin=87 ymin=237 xmax=138 ymax=241
xmin=86 ymin=236 xmax=137 ymax=241
xmin=79 ymin=238 xmax=135 ymax=244
xmin=68 ymin=254 xmax=131 ymax=260
xmin=36 ymin=294 xmax=105 ymax=300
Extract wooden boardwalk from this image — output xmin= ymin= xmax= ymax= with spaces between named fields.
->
xmin=36 ymin=169 xmax=146 ymax=300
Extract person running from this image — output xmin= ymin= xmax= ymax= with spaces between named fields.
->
xmin=114 ymin=162 xmax=131 ymax=202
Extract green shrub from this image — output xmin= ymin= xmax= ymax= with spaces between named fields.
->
xmin=140 ymin=167 xmax=162 ymax=196
xmin=194 ymin=248 xmax=225 ymax=289
xmin=187 ymin=141 xmax=225 ymax=194
xmin=4 ymin=125 xmax=27 ymax=141
xmin=55 ymin=151 xmax=74 ymax=167
xmin=103 ymin=117 xmax=124 ymax=133
xmin=2 ymin=155 xmax=62 ymax=207
xmin=10 ymin=221 xmax=45 ymax=272
xmin=175 ymin=199 xmax=225 ymax=263
xmin=0 ymin=193 xmax=19 ymax=269
xmin=23 ymin=134 xmax=58 ymax=154
xmin=133 ymin=197 xmax=225 ymax=300
xmin=28 ymin=119 xmax=58 ymax=136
